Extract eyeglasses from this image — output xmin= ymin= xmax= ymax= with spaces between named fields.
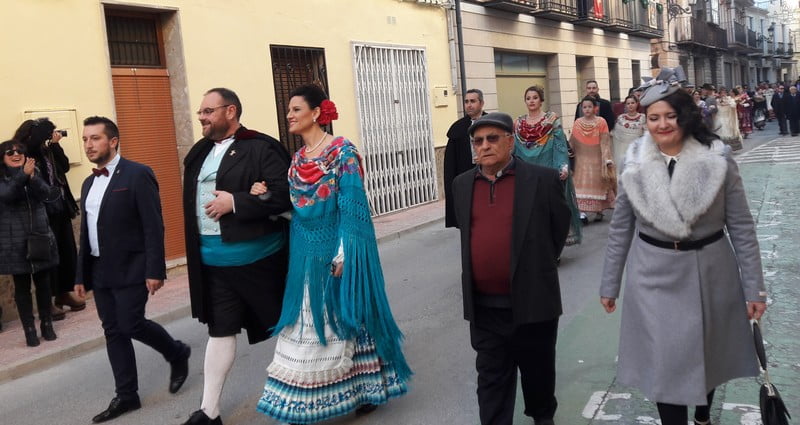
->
xmin=4 ymin=149 xmax=24 ymax=156
xmin=471 ymin=133 xmax=509 ymax=146
xmin=196 ymin=104 xmax=232 ymax=116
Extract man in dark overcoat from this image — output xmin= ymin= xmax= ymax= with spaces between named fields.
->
xmin=75 ymin=116 xmax=190 ymax=423
xmin=452 ymin=112 xmax=571 ymax=425
xmin=771 ymin=84 xmax=788 ymax=135
xmin=574 ymin=80 xmax=616 ymax=131
xmin=179 ymin=88 xmax=291 ymax=425
xmin=444 ymin=88 xmax=485 ymax=228
xmin=784 ymin=85 xmax=800 ymax=136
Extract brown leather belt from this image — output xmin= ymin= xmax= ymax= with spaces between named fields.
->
xmin=638 ymin=229 xmax=725 ymax=251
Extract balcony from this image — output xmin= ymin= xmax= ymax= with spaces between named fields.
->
xmin=789 ymin=43 xmax=795 ymax=56
xmin=727 ymin=22 xmax=758 ymax=52
xmin=476 ymin=0 xmax=580 ymax=21
xmin=747 ymin=29 xmax=759 ymax=50
xmin=629 ymin=1 xmax=663 ymax=38
xmin=529 ymin=0 xmax=579 ymax=21
xmin=572 ymin=0 xmax=611 ymax=27
xmin=767 ymin=42 xmax=775 ymax=56
xmin=674 ymin=17 xmax=728 ymax=50
xmin=776 ymin=41 xmax=785 ymax=56
xmin=604 ymin=0 xmax=635 ymax=33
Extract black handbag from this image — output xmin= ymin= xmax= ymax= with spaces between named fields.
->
xmin=753 ymin=321 xmax=792 ymax=425
xmin=24 ymin=188 xmax=51 ymax=261
xmin=26 ymin=233 xmax=51 ymax=261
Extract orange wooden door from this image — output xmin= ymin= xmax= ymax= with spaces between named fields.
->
xmin=111 ymin=68 xmax=185 ymax=260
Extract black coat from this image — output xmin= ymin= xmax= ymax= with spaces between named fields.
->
xmin=75 ymin=158 xmax=165 ymax=290
xmin=575 ymin=96 xmax=616 ymax=130
xmin=182 ymin=126 xmax=292 ymax=335
xmin=771 ymin=92 xmax=786 ymax=117
xmin=452 ymin=158 xmax=571 ymax=325
xmin=444 ymin=114 xmax=484 ymax=228
xmin=784 ymin=93 xmax=800 ymax=120
xmin=0 ymin=168 xmax=60 ymax=274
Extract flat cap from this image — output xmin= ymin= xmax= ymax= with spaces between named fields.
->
xmin=468 ymin=112 xmax=514 ymax=136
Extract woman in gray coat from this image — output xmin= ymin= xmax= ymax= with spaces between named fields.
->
xmin=599 ymin=68 xmax=767 ymax=425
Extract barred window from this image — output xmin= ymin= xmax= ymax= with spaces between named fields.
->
xmin=106 ymin=14 xmax=163 ymax=67
xmin=270 ymin=46 xmax=330 ymax=153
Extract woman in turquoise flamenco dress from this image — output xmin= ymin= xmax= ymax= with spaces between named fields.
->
xmin=253 ymin=84 xmax=411 ymax=425
xmin=514 ymin=85 xmax=582 ymax=245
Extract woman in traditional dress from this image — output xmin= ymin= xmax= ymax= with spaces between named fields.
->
xmin=570 ymin=96 xmax=615 ymax=223
xmin=712 ymin=87 xmax=742 ymax=151
xmin=612 ymin=95 xmax=647 ymax=174
xmin=600 ymin=67 xmax=766 ymax=425
xmin=733 ymin=87 xmax=753 ymax=138
xmin=513 ymin=85 xmax=582 ymax=246
xmin=752 ymin=86 xmax=767 ymax=130
xmin=254 ymin=84 xmax=410 ymax=425
xmin=692 ymin=91 xmax=712 ymax=131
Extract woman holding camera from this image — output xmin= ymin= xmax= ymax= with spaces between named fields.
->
xmin=0 ymin=140 xmax=61 ymax=346
xmin=14 ymin=118 xmax=83 ymax=318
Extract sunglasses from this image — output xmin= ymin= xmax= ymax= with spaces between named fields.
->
xmin=471 ymin=133 xmax=509 ymax=146
xmin=4 ymin=149 xmax=24 ymax=157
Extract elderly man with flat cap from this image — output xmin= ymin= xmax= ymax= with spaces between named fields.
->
xmin=452 ymin=112 xmax=571 ymax=425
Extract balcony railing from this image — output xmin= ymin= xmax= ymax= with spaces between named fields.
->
xmin=573 ymin=0 xmax=611 ymax=27
xmin=747 ymin=29 xmax=759 ymax=49
xmin=789 ymin=43 xmax=795 ymax=56
xmin=674 ymin=16 xmax=728 ymax=49
xmin=727 ymin=22 xmax=751 ymax=50
xmin=476 ymin=0 xmax=580 ymax=21
xmin=767 ymin=42 xmax=775 ymax=55
xmin=629 ymin=1 xmax=663 ymax=38
xmin=604 ymin=0 xmax=635 ymax=32
xmin=776 ymin=41 xmax=785 ymax=56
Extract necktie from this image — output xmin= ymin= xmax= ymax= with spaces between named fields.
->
xmin=92 ymin=167 xmax=109 ymax=177
xmin=667 ymin=158 xmax=676 ymax=178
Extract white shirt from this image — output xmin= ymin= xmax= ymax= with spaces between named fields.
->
xmin=213 ymin=135 xmax=234 ymax=158
xmin=85 ymin=154 xmax=121 ymax=257
xmin=659 ymin=151 xmax=680 ymax=166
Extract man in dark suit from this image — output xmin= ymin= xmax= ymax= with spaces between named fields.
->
xmin=772 ymin=84 xmax=788 ymax=135
xmin=179 ymin=88 xmax=291 ymax=425
xmin=574 ymin=80 xmax=616 ymax=131
xmin=452 ymin=112 xmax=571 ymax=425
xmin=75 ymin=116 xmax=190 ymax=423
xmin=444 ymin=88 xmax=486 ymax=228
xmin=785 ymin=85 xmax=800 ymax=136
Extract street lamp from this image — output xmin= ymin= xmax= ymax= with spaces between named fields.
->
xmin=667 ymin=0 xmax=696 ymax=23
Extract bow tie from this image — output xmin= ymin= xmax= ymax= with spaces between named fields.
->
xmin=92 ymin=167 xmax=109 ymax=177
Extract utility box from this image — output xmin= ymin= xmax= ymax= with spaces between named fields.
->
xmin=433 ymin=85 xmax=449 ymax=107
xmin=23 ymin=109 xmax=83 ymax=165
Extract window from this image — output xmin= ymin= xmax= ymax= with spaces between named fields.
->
xmin=270 ymin=46 xmax=330 ymax=153
xmin=494 ymin=52 xmax=547 ymax=74
xmin=105 ymin=14 xmax=164 ymax=67
xmin=632 ymin=60 xmax=642 ymax=90
xmin=608 ymin=59 xmax=620 ymax=103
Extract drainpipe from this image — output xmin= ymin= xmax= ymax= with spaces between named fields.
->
xmin=455 ymin=0 xmax=468 ymax=106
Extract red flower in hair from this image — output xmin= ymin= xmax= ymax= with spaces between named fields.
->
xmin=317 ymin=99 xmax=339 ymax=126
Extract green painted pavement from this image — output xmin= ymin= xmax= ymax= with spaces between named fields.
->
xmin=511 ymin=157 xmax=800 ymax=424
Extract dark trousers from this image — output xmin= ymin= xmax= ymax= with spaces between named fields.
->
xmin=776 ymin=111 xmax=788 ymax=134
xmin=47 ymin=212 xmax=77 ymax=295
xmin=656 ymin=389 xmax=715 ymax=425
xmin=13 ymin=270 xmax=52 ymax=325
xmin=790 ymin=117 xmax=800 ymax=135
xmin=93 ymin=270 xmax=182 ymax=400
xmin=470 ymin=305 xmax=559 ymax=425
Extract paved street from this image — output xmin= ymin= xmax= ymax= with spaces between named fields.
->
xmin=0 ymin=127 xmax=797 ymax=425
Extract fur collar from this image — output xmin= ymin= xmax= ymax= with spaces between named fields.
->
xmin=620 ymin=134 xmax=728 ymax=239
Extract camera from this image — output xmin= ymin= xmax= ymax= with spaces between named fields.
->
xmin=57 ymin=129 xmax=68 ymax=137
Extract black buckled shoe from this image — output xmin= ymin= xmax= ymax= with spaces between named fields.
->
xmin=169 ymin=341 xmax=191 ymax=394
xmin=181 ymin=410 xmax=222 ymax=425
xmin=91 ymin=396 xmax=141 ymax=423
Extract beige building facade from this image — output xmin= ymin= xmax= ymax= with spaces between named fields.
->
xmin=454 ymin=1 xmax=656 ymax=131
xmin=0 ymin=0 xmax=456 ymax=322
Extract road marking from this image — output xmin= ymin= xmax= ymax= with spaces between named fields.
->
xmin=582 ymin=392 xmax=764 ymax=424
xmin=736 ymin=138 xmax=800 ymax=164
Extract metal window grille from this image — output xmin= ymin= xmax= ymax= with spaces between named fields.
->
xmin=353 ymin=43 xmax=439 ymax=216
xmin=106 ymin=15 xmax=162 ymax=67
xmin=270 ymin=46 xmax=330 ymax=154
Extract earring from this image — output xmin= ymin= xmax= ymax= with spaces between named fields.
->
xmin=313 ymin=118 xmax=317 ymax=123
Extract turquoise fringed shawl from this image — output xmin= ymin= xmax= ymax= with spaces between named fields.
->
xmin=272 ymin=137 xmax=412 ymax=381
